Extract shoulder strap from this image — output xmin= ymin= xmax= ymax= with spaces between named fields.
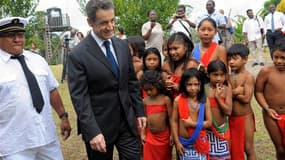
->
xmin=255 ymin=16 xmax=261 ymax=28
xmin=178 ymin=20 xmax=192 ymax=38
xmin=179 ymin=103 xmax=205 ymax=146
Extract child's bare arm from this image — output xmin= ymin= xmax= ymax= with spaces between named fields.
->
xmin=215 ymin=84 xmax=232 ymax=115
xmin=203 ymin=98 xmax=212 ymax=128
xmin=165 ymin=96 xmax=173 ymax=126
xmin=255 ymin=67 xmax=280 ymax=120
xmin=235 ymin=73 xmax=254 ymax=103
xmin=171 ymin=98 xmax=184 ymax=155
xmin=171 ymin=98 xmax=180 ymax=144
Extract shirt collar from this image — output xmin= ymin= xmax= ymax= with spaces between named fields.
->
xmin=90 ymin=30 xmax=112 ymax=47
xmin=0 ymin=49 xmax=29 ymax=63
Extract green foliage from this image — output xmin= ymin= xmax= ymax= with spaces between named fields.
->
xmin=0 ymin=0 xmax=39 ymax=18
xmin=232 ymin=15 xmax=246 ymax=43
xmin=114 ymin=0 xmax=179 ymax=36
xmin=77 ymin=0 xmax=179 ymax=36
xmin=259 ymin=0 xmax=281 ymax=17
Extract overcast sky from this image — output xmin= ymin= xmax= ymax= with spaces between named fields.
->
xmin=37 ymin=0 xmax=268 ymax=35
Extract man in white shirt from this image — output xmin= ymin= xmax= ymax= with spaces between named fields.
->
xmin=196 ymin=0 xmax=226 ymax=43
xmin=264 ymin=4 xmax=285 ymax=58
xmin=0 ymin=17 xmax=71 ymax=160
xmin=142 ymin=9 xmax=164 ymax=54
xmin=243 ymin=9 xmax=265 ymax=67
xmin=166 ymin=5 xmax=195 ymax=39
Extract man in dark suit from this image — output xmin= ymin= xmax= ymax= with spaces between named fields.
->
xmin=67 ymin=0 xmax=146 ymax=159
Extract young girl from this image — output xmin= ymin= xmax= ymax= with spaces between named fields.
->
xmin=162 ymin=32 xmax=198 ymax=98
xmin=193 ymin=17 xmax=227 ymax=69
xmin=137 ymin=47 xmax=162 ymax=81
xmin=140 ymin=70 xmax=172 ymax=160
xmin=206 ymin=60 xmax=232 ymax=159
xmin=172 ymin=68 xmax=212 ymax=159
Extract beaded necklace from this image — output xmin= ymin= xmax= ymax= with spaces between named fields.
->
xmin=188 ymin=98 xmax=199 ymax=110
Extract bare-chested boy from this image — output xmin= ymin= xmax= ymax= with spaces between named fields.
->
xmin=255 ymin=39 xmax=285 ymax=160
xmin=228 ymin=43 xmax=256 ymax=160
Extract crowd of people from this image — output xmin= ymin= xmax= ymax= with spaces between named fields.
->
xmin=1 ymin=0 xmax=285 ymax=160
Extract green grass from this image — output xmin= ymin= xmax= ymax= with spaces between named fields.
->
xmin=51 ymin=63 xmax=276 ymax=160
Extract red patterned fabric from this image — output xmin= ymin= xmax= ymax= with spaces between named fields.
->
xmin=178 ymin=95 xmax=210 ymax=156
xmin=229 ymin=115 xmax=245 ymax=160
xmin=145 ymin=105 xmax=167 ymax=115
xmin=277 ymin=114 xmax=285 ymax=146
xmin=143 ymin=128 xmax=172 ymax=160
xmin=209 ymin=97 xmax=225 ymax=108
xmin=201 ymin=42 xmax=218 ymax=68
xmin=171 ymin=75 xmax=181 ymax=98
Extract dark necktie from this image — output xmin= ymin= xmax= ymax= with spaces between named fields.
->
xmin=271 ymin=13 xmax=275 ymax=32
xmin=103 ymin=40 xmax=119 ymax=79
xmin=11 ymin=55 xmax=44 ymax=113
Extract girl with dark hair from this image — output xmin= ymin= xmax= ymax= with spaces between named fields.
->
xmin=206 ymin=60 xmax=232 ymax=159
xmin=137 ymin=47 xmax=163 ymax=98
xmin=162 ymin=32 xmax=198 ymax=98
xmin=140 ymin=70 xmax=172 ymax=160
xmin=192 ymin=17 xmax=227 ymax=70
xmin=172 ymin=68 xmax=212 ymax=160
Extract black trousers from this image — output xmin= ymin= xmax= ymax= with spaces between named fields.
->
xmin=266 ymin=30 xmax=285 ymax=59
xmin=85 ymin=118 xmax=141 ymax=160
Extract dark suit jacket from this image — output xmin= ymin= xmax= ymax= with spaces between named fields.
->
xmin=67 ymin=34 xmax=144 ymax=144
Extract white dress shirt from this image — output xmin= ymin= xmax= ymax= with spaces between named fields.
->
xmin=264 ymin=11 xmax=285 ymax=31
xmin=243 ymin=16 xmax=264 ymax=41
xmin=0 ymin=49 xmax=59 ymax=156
xmin=90 ymin=31 xmax=118 ymax=64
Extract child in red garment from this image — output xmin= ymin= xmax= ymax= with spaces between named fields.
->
xmin=172 ymin=68 xmax=212 ymax=159
xmin=137 ymin=47 xmax=162 ymax=98
xmin=162 ymin=32 xmax=197 ymax=98
xmin=228 ymin=44 xmax=256 ymax=160
xmin=140 ymin=70 xmax=172 ymax=160
xmin=206 ymin=60 xmax=232 ymax=160
xmin=255 ymin=39 xmax=285 ymax=160
xmin=192 ymin=17 xmax=227 ymax=69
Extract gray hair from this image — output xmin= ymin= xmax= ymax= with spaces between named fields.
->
xmin=86 ymin=0 xmax=114 ymax=22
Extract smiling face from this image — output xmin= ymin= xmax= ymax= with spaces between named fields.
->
xmin=198 ymin=20 xmax=217 ymax=44
xmin=0 ymin=32 xmax=25 ymax=55
xmin=168 ymin=41 xmax=187 ymax=62
xmin=87 ymin=9 xmax=115 ymax=40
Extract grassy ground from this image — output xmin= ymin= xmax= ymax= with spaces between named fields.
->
xmin=51 ymin=50 xmax=276 ymax=159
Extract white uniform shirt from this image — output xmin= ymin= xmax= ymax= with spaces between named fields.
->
xmin=243 ymin=16 xmax=264 ymax=41
xmin=169 ymin=18 xmax=191 ymax=37
xmin=141 ymin=21 xmax=164 ymax=53
xmin=0 ymin=49 xmax=59 ymax=156
xmin=264 ymin=11 xmax=285 ymax=31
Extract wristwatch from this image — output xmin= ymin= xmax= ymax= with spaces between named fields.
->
xmin=59 ymin=112 xmax=68 ymax=119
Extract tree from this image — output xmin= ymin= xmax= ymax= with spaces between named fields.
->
xmin=0 ymin=0 xmax=39 ymax=18
xmin=77 ymin=0 xmax=179 ymax=36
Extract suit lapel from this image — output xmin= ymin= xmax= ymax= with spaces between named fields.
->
xmin=85 ymin=35 xmax=116 ymax=77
